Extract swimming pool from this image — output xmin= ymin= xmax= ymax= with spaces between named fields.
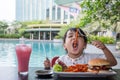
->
xmin=0 ymin=40 xmax=66 ymax=67
xmin=0 ymin=39 xmax=120 ymax=68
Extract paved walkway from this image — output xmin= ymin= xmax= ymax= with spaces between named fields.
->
xmin=85 ymin=44 xmax=120 ymax=55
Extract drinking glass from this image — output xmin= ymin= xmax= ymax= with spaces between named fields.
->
xmin=15 ymin=44 xmax=32 ymax=75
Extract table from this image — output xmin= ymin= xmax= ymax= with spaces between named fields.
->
xmin=0 ymin=67 xmax=119 ymax=80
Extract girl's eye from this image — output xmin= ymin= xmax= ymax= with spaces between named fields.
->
xmin=78 ymin=35 xmax=81 ymax=37
xmin=78 ymin=35 xmax=82 ymax=37
xmin=68 ymin=35 xmax=73 ymax=38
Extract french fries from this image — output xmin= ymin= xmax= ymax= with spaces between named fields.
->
xmin=64 ymin=64 xmax=88 ymax=72
xmin=73 ymin=29 xmax=79 ymax=48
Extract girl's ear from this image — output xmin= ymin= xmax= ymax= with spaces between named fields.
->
xmin=84 ymin=43 xmax=87 ymax=49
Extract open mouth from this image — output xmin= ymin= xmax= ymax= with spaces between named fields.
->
xmin=72 ymin=42 xmax=78 ymax=49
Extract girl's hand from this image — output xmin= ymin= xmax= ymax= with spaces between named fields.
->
xmin=91 ymin=40 xmax=106 ymax=50
xmin=44 ymin=58 xmax=50 ymax=69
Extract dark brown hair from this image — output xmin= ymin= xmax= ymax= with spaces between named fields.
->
xmin=63 ymin=28 xmax=87 ymax=44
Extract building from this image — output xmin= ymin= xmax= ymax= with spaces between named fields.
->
xmin=16 ymin=0 xmax=47 ymax=21
xmin=16 ymin=0 xmax=81 ymax=40
xmin=54 ymin=0 xmax=82 ymax=21
xmin=16 ymin=0 xmax=77 ymax=23
xmin=26 ymin=24 xmax=67 ymax=40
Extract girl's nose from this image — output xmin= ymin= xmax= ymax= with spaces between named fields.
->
xmin=72 ymin=34 xmax=76 ymax=40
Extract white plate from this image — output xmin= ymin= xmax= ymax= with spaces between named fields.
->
xmin=53 ymin=70 xmax=117 ymax=77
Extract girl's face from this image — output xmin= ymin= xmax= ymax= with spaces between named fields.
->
xmin=64 ymin=30 xmax=86 ymax=56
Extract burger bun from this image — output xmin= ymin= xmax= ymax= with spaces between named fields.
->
xmin=88 ymin=58 xmax=110 ymax=66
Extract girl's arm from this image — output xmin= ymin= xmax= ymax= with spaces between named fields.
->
xmin=102 ymin=47 xmax=117 ymax=66
xmin=92 ymin=40 xmax=117 ymax=66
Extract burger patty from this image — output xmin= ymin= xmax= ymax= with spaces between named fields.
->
xmin=89 ymin=65 xmax=111 ymax=70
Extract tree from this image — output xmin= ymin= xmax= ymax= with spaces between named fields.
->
xmin=0 ymin=21 xmax=8 ymax=34
xmin=80 ymin=0 xmax=120 ymax=32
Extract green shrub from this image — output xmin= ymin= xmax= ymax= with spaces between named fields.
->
xmin=0 ymin=33 xmax=30 ymax=39
xmin=24 ymin=33 xmax=30 ymax=38
xmin=54 ymin=35 xmax=62 ymax=39
xmin=87 ymin=35 xmax=115 ymax=44
xmin=0 ymin=30 xmax=4 ymax=34
xmin=0 ymin=34 xmax=21 ymax=38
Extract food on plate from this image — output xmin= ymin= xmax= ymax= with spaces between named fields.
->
xmin=53 ymin=58 xmax=111 ymax=73
xmin=53 ymin=64 xmax=63 ymax=72
xmin=53 ymin=60 xmax=68 ymax=72
xmin=64 ymin=64 xmax=88 ymax=72
xmin=57 ymin=60 xmax=67 ymax=70
xmin=88 ymin=58 xmax=111 ymax=72
xmin=53 ymin=63 xmax=88 ymax=72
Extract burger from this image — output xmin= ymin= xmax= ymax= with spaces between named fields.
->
xmin=88 ymin=58 xmax=111 ymax=73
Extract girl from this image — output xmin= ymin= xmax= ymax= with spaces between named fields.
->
xmin=44 ymin=28 xmax=117 ymax=69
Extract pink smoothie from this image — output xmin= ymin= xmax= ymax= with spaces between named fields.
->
xmin=15 ymin=44 xmax=32 ymax=72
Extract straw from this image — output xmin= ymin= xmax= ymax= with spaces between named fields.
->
xmin=42 ymin=43 xmax=48 ymax=60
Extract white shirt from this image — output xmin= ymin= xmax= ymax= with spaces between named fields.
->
xmin=57 ymin=53 xmax=106 ymax=66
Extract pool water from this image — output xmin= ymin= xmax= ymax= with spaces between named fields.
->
xmin=0 ymin=40 xmax=66 ymax=67
xmin=0 ymin=40 xmax=120 ymax=69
